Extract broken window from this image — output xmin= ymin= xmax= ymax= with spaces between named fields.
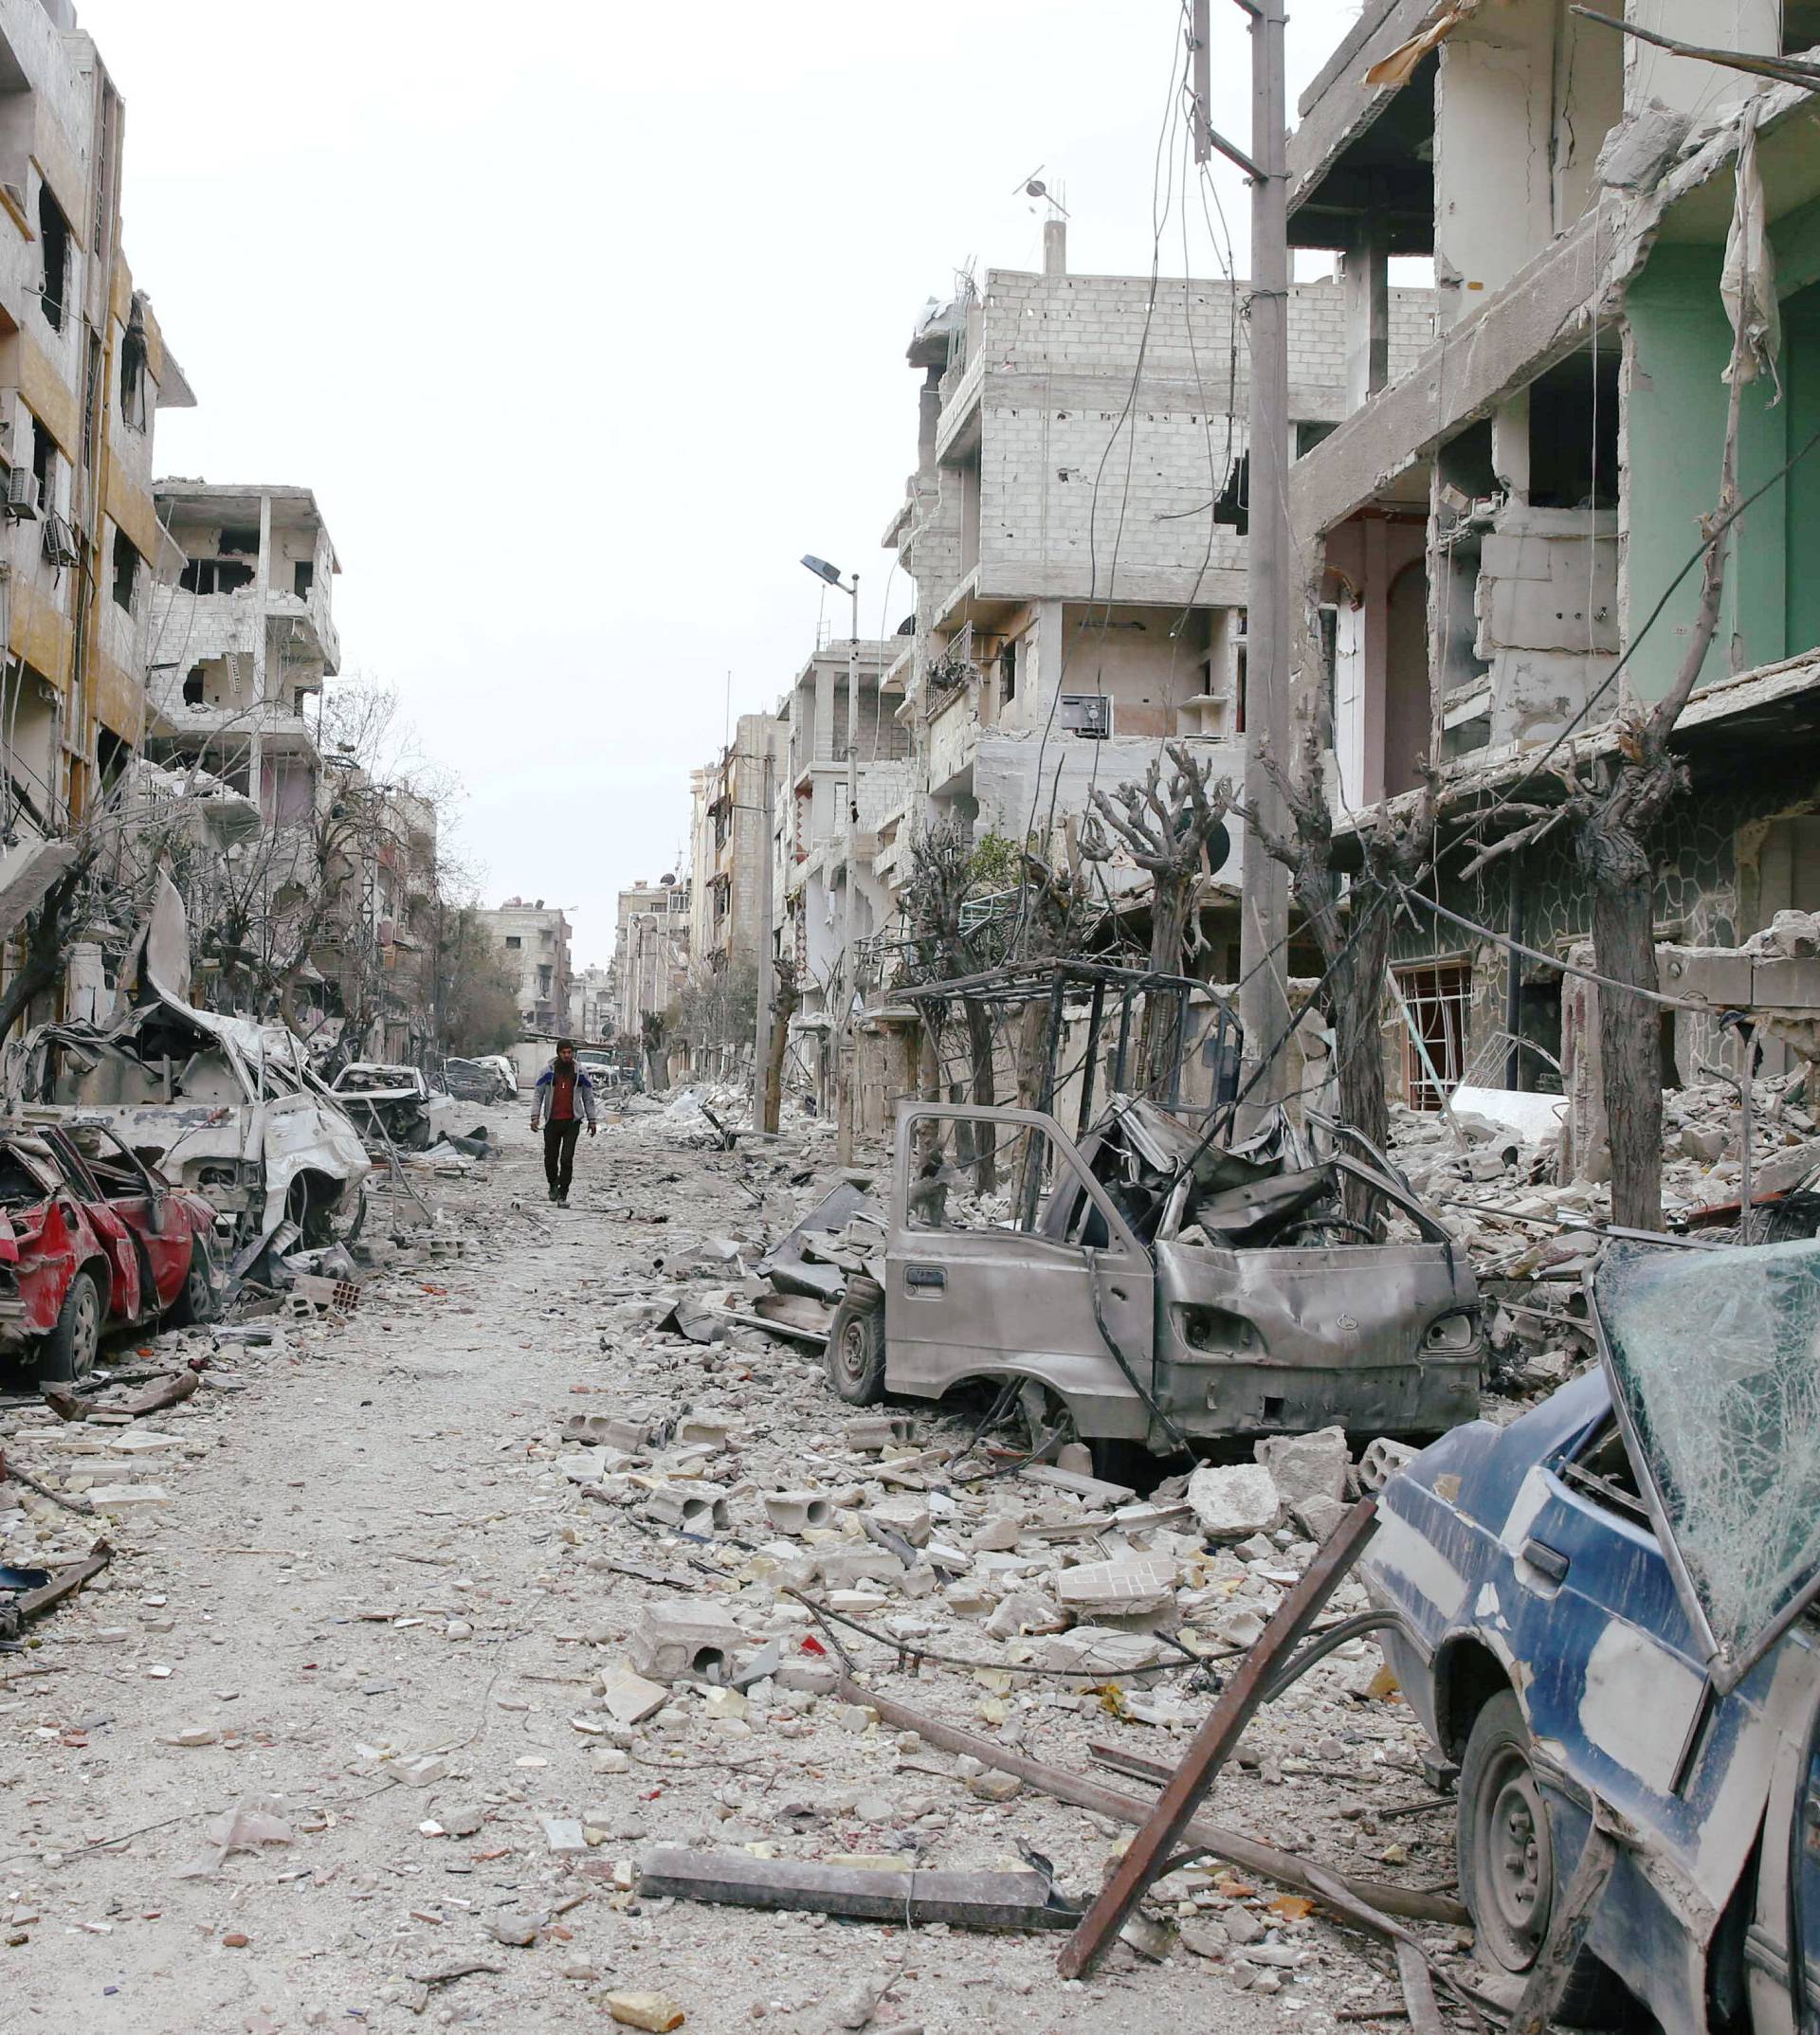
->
xmin=95 ymin=727 xmax=127 ymax=794
xmin=177 ymin=558 xmax=255 ymax=595
xmin=217 ymin=526 xmax=260 ymax=556
xmin=1597 ymin=1238 xmax=1820 ymax=1685
xmin=504 ymin=935 xmax=521 ymax=950
xmin=293 ymin=559 xmax=314 ymax=598
xmin=1395 ymin=960 xmax=1470 ymax=1110
xmin=999 ymin=640 xmax=1017 ymax=707
xmin=182 ymin=665 xmax=205 ymax=707
xmin=111 ymin=528 xmax=137 ymax=612
xmin=1526 ymin=350 xmax=1620 ymax=511
xmin=30 ymin=417 xmax=54 ymax=518
xmin=36 ymin=183 xmax=68 ymax=334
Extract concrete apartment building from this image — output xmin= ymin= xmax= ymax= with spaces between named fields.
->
xmin=145 ymin=482 xmax=340 ymax=821
xmin=568 ymin=962 xmax=613 ymax=1044
xmin=610 ymin=875 xmax=688 ymax=1038
xmin=1285 ymin=0 xmax=1820 ymax=1116
xmin=879 ymin=219 xmax=1433 ymax=969
xmin=0 ymin=0 xmax=191 ymax=899
xmin=775 ymin=639 xmax=911 ymax=1020
xmin=479 ymin=898 xmax=572 ymax=1035
xmin=687 ymin=714 xmax=781 ymax=979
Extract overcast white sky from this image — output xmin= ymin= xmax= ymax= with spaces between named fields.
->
xmin=81 ymin=0 xmax=1372 ymax=971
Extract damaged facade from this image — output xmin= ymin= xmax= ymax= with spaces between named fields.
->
xmin=1286 ymin=0 xmax=1820 ymax=1134
xmin=478 ymin=896 xmax=573 ymax=1037
xmin=0 ymin=0 xmax=191 ymax=952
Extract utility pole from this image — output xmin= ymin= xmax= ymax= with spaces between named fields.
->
xmin=1195 ymin=0 xmax=1293 ymax=1123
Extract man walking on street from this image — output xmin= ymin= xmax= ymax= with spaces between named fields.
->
xmin=530 ymin=1040 xmax=597 ymax=1206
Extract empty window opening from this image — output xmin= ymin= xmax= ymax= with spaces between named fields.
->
xmin=1527 ymin=350 xmax=1620 ymax=510
xmin=217 ymin=526 xmax=260 ymax=556
xmin=36 ymin=185 xmax=68 ymax=334
xmin=999 ymin=639 xmax=1017 ymax=706
xmin=182 ymin=664 xmax=205 ymax=706
xmin=30 ymin=418 xmax=54 ymax=517
xmin=1397 ymin=960 xmax=1471 ymax=1110
xmin=504 ymin=935 xmax=521 ymax=950
xmin=293 ymin=559 xmax=314 ymax=598
xmin=177 ymin=558 xmax=255 ymax=595
xmin=111 ymin=528 xmax=137 ymax=612
xmin=95 ymin=727 xmax=127 ymax=792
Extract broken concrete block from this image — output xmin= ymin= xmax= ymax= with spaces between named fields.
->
xmin=969 ymin=1516 xmax=1023 ymax=1554
xmin=674 ymin=1414 xmax=732 ymax=1449
xmin=1291 ymin=1494 xmax=1346 ymax=1544
xmin=541 ymin=1816 xmax=588 ymax=1853
xmin=1055 ymin=1555 xmax=1179 ymax=1626
xmin=864 ymin=1496 xmax=931 ymax=1547
xmin=639 ymin=1481 xmax=731 ymax=1534
xmin=1021 ymin=1626 xmax=1172 ymax=1686
xmin=816 ymin=1545 xmax=901 ymax=1590
xmin=1187 ymin=1463 xmax=1280 ymax=1540
xmin=966 ymin=1770 xmax=1022 ymax=1802
xmin=774 ymin=1660 xmax=838 ymax=1695
xmin=1021 ymin=1464 xmax=1137 ymax=1508
xmin=1357 ymin=1438 xmax=1419 ymax=1492
xmin=628 ymin=1604 xmax=747 ymax=1684
xmin=599 ymin=1666 xmax=668 ymax=1726
xmin=845 ymin=1416 xmax=914 ymax=1454
xmin=1254 ymin=1426 xmax=1348 ymax=1507
xmin=763 ymin=1489 xmax=835 ymax=1534
xmin=983 ymin=1590 xmax=1061 ymax=1640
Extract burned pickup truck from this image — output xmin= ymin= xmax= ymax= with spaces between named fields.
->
xmin=824 ymin=1099 xmax=1481 ymax=1453
xmin=9 ymin=996 xmax=371 ymax=1260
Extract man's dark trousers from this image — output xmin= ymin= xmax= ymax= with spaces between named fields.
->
xmin=544 ymin=1118 xmax=582 ymax=1198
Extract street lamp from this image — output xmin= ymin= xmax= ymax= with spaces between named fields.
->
xmin=799 ymin=554 xmax=862 ymax=1162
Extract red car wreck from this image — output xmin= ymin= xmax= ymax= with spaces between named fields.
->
xmin=0 ymin=1119 xmax=223 ymax=1383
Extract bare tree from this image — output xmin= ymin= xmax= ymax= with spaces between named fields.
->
xmin=1080 ymin=741 xmax=1232 ymax=1092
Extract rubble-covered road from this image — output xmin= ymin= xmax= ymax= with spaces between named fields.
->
xmin=0 ymin=1119 xmax=1476 ymax=2035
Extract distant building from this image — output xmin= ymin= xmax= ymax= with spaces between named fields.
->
xmin=568 ymin=963 xmax=613 ymax=1043
xmin=610 ymin=876 xmax=689 ymax=1036
xmin=687 ymin=715 xmax=782 ymax=977
xmin=477 ymin=898 xmax=572 ymax=1034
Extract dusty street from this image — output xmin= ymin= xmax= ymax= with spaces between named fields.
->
xmin=1 ymin=1117 xmax=1465 ymax=2035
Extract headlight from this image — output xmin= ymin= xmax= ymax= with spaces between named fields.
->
xmin=1425 ymin=1310 xmax=1479 ymax=1352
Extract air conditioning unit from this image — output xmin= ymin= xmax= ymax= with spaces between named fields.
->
xmin=1059 ymin=693 xmax=1112 ymax=739
xmin=41 ymin=512 xmax=78 ymax=568
xmin=2 ymin=466 xmax=38 ymax=519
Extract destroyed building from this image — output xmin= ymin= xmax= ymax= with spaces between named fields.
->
xmin=879 ymin=219 xmax=1435 ymax=964
xmin=478 ymin=896 xmax=573 ymax=1035
xmin=1287 ymin=0 xmax=1820 ymax=1134
xmin=0 ymin=0 xmax=191 ymax=933
xmin=687 ymin=713 xmax=782 ymax=980
xmin=609 ymin=876 xmax=688 ymax=1041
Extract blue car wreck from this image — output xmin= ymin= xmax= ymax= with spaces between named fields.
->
xmin=1359 ymin=1236 xmax=1820 ymax=2035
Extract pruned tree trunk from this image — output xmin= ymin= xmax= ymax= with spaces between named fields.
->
xmin=761 ymin=958 xmax=799 ymax=1134
xmin=962 ymin=998 xmax=996 ymax=1190
xmin=1080 ymin=741 xmax=1233 ymax=1100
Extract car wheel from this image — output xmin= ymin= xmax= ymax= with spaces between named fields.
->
xmin=167 ymin=1248 xmax=218 ymax=1328
xmin=1458 ymin=1691 xmax=1629 ymax=2026
xmin=825 ymin=1274 xmax=885 ymax=1406
xmin=37 ymin=1267 xmax=103 ymax=1385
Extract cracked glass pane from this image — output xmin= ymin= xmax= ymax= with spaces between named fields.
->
xmin=1597 ymin=1239 xmax=1820 ymax=1681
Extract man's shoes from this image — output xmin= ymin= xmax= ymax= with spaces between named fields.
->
xmin=547 ymin=1187 xmax=558 ymax=1203
xmin=556 ymin=1194 xmax=569 ymax=1208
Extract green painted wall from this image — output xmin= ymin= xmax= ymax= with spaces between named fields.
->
xmin=1625 ymin=245 xmax=1789 ymax=700
xmin=1787 ymin=282 xmax=1820 ymax=661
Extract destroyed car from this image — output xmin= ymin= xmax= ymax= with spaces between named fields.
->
xmin=327 ymin=1063 xmax=452 ymax=1150
xmin=9 ymin=998 xmax=371 ymax=1260
xmin=0 ymin=1119 xmax=222 ymax=1381
xmin=1359 ymin=1237 xmax=1820 ymax=2035
xmin=443 ymin=1056 xmax=514 ymax=1104
xmin=825 ymin=1100 xmax=1480 ymax=1454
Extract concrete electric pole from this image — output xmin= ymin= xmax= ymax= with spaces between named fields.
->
xmin=1193 ymin=0 xmax=1293 ymax=1120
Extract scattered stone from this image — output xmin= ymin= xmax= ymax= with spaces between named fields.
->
xmin=1254 ymin=1426 xmax=1348 ymax=1506
xmin=607 ymin=1992 xmax=686 ymax=2031
xmin=1187 ymin=1463 xmax=1280 ymax=1539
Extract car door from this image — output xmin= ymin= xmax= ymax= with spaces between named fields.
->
xmin=883 ymin=1103 xmax=1155 ymax=1441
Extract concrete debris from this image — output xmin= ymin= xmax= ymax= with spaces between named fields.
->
xmin=1188 ymin=1463 xmax=1282 ymax=1540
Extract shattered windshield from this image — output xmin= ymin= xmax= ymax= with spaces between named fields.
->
xmin=1597 ymin=1239 xmax=1820 ymax=1683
